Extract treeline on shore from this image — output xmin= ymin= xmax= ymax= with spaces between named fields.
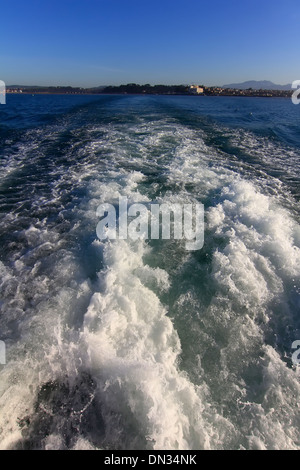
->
xmin=7 ymin=84 xmax=293 ymax=98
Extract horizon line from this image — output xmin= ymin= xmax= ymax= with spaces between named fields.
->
xmin=6 ymin=79 xmax=293 ymax=89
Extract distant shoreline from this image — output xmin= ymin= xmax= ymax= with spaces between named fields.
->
xmin=6 ymin=83 xmax=293 ymax=99
xmin=6 ymin=91 xmax=292 ymax=99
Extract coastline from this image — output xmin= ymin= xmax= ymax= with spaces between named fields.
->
xmin=6 ymin=83 xmax=293 ymax=99
xmin=6 ymin=91 xmax=292 ymax=99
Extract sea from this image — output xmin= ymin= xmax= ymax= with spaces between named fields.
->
xmin=0 ymin=94 xmax=299 ymax=450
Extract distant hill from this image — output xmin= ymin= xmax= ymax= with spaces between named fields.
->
xmin=223 ymin=80 xmax=291 ymax=91
xmin=8 ymin=85 xmax=40 ymax=88
xmin=8 ymin=85 xmax=107 ymax=90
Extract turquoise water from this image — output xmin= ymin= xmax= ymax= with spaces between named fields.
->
xmin=0 ymin=94 xmax=300 ymax=450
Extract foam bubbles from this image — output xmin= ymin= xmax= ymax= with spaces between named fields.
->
xmin=0 ymin=98 xmax=299 ymax=449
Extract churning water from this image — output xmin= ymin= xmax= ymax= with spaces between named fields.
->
xmin=0 ymin=94 xmax=299 ymax=450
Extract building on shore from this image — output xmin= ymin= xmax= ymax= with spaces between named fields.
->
xmin=189 ymin=85 xmax=204 ymax=95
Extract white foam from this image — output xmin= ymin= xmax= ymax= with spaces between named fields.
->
xmin=81 ymin=239 xmax=231 ymax=450
xmin=0 ymin=112 xmax=299 ymax=450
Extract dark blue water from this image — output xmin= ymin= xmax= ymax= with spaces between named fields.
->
xmin=0 ymin=94 xmax=299 ymax=450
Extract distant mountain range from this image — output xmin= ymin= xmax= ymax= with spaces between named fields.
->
xmin=223 ymin=80 xmax=292 ymax=91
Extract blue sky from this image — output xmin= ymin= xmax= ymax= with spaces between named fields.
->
xmin=0 ymin=0 xmax=299 ymax=87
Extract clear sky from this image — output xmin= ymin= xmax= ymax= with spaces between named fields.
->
xmin=0 ymin=0 xmax=299 ymax=87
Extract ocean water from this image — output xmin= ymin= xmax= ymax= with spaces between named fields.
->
xmin=0 ymin=94 xmax=299 ymax=450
